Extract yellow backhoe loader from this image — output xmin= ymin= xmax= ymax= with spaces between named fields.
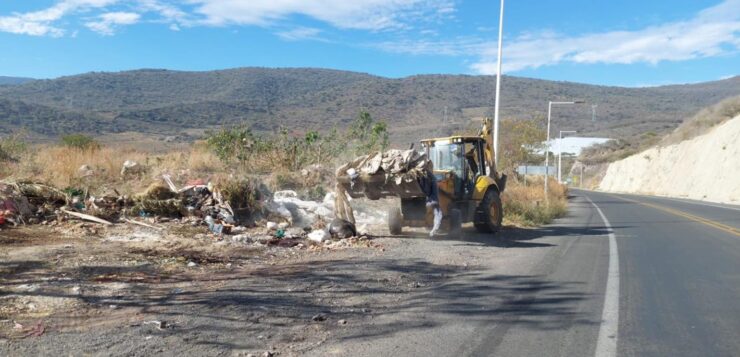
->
xmin=336 ymin=118 xmax=506 ymax=236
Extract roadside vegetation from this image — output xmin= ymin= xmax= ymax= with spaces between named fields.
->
xmin=490 ymin=117 xmax=568 ymax=226
xmin=660 ymin=95 xmax=740 ymax=145
xmin=503 ymin=176 xmax=568 ymax=227
xmin=1 ymin=111 xmax=567 ymax=228
xmin=0 ymin=110 xmax=389 ymax=203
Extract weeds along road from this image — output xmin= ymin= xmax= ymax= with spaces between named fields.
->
xmin=3 ymin=190 xmax=740 ymax=356
xmin=310 ymin=189 xmax=740 ymax=357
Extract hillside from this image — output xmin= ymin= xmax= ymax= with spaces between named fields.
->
xmin=0 ymin=99 xmax=110 ymax=136
xmin=0 ymin=68 xmax=738 ymax=143
xmin=0 ymin=76 xmax=35 ymax=86
xmin=599 ymin=114 xmax=740 ymax=204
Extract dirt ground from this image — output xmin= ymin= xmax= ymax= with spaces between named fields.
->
xmin=0 ymin=216 xmax=543 ymax=357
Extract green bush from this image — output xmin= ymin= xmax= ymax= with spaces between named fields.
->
xmin=217 ymin=177 xmax=262 ymax=215
xmin=205 ymin=126 xmax=259 ymax=164
xmin=60 ymin=134 xmax=100 ymax=150
xmin=205 ymin=110 xmax=390 ymax=172
xmin=0 ymin=131 xmax=27 ymax=162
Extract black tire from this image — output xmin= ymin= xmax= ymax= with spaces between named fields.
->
xmin=448 ymin=208 xmax=462 ymax=237
xmin=474 ymin=189 xmax=503 ymax=233
xmin=388 ymin=206 xmax=403 ymax=235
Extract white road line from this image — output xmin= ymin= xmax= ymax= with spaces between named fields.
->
xmin=585 ymin=195 xmax=620 ymax=357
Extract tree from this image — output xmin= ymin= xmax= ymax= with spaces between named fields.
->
xmin=350 ymin=110 xmax=389 ymax=154
xmin=498 ymin=118 xmax=547 ymax=172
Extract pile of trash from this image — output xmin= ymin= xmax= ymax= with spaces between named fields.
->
xmin=0 ymin=176 xmax=243 ymax=229
xmin=333 ymin=148 xmax=434 ymax=224
xmin=338 ymin=148 xmax=432 ymax=181
xmin=0 ymin=173 xmax=377 ymax=245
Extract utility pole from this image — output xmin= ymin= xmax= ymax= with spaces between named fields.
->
xmin=580 ymin=164 xmax=584 ymax=188
xmin=558 ymin=130 xmax=576 ymax=183
xmin=544 ymin=101 xmax=583 ymax=198
xmin=492 ymin=0 xmax=505 ymax=166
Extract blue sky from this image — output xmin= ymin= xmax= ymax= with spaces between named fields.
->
xmin=0 ymin=0 xmax=738 ymax=86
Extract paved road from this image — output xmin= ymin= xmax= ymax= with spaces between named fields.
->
xmin=580 ymin=190 xmax=740 ymax=357
xmin=312 ymin=189 xmax=740 ymax=357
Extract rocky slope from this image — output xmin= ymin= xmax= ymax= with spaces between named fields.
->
xmin=599 ymin=115 xmax=740 ymax=204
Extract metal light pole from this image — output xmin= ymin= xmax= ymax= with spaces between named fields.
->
xmin=492 ymin=0 xmax=505 ymax=166
xmin=544 ymin=101 xmax=583 ymax=198
xmin=558 ymin=130 xmax=577 ymax=183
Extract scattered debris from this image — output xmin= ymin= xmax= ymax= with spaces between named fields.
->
xmin=328 ymin=218 xmax=356 ymax=239
xmin=61 ymin=208 xmax=113 ymax=226
xmin=21 ymin=320 xmax=45 ymax=338
xmin=120 ymin=160 xmax=146 ymax=177
xmin=311 ymin=314 xmax=327 ymax=322
xmin=142 ymin=320 xmax=168 ymax=330
xmin=78 ymin=165 xmax=94 ymax=177
xmin=122 ymin=218 xmax=164 ymax=231
xmin=307 ymin=229 xmax=329 ymax=243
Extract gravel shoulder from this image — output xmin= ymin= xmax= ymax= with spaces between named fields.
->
xmin=1 ymin=215 xmax=572 ymax=356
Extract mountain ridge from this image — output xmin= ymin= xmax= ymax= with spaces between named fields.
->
xmin=0 ymin=67 xmax=737 ymax=143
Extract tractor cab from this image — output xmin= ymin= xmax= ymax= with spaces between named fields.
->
xmin=423 ymin=136 xmax=489 ymax=201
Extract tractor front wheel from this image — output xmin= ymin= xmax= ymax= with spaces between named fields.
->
xmin=475 ymin=189 xmax=503 ymax=233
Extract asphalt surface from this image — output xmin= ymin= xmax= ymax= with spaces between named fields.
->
xmin=312 ymin=189 xmax=740 ymax=357
xmin=582 ymin=190 xmax=740 ymax=357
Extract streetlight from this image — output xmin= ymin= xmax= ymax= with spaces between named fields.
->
xmin=492 ymin=0 xmax=505 ymax=166
xmin=558 ymin=130 xmax=577 ymax=183
xmin=544 ymin=100 xmax=584 ymax=199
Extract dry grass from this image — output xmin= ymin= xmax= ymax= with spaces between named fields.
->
xmin=2 ymin=136 xmax=567 ymax=228
xmin=502 ymin=176 xmax=568 ymax=226
xmin=661 ymin=95 xmax=740 ymax=145
xmin=0 ymin=143 xmax=226 ymax=195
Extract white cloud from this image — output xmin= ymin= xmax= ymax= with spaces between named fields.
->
xmin=0 ymin=0 xmax=453 ymax=37
xmin=471 ymin=0 xmax=740 ymax=74
xmin=137 ymin=0 xmax=189 ymax=28
xmin=371 ymin=0 xmax=740 ymax=75
xmin=189 ymin=0 xmax=454 ymax=30
xmin=374 ymin=36 xmax=485 ymax=56
xmin=86 ymin=11 xmax=140 ymax=35
xmin=0 ymin=0 xmax=117 ymax=37
xmin=276 ymin=27 xmax=325 ymax=42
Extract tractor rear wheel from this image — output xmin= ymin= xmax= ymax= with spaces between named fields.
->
xmin=388 ymin=206 xmax=403 ymax=235
xmin=474 ymin=189 xmax=503 ymax=233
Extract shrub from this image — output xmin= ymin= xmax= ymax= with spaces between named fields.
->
xmin=502 ymin=176 xmax=568 ymax=226
xmin=214 ymin=177 xmax=263 ymax=220
xmin=204 ymin=110 xmax=390 ymax=172
xmin=60 ymin=134 xmax=101 ymax=150
xmin=0 ymin=131 xmax=27 ymax=162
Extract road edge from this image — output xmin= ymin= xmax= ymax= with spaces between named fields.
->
xmin=585 ymin=194 xmax=620 ymax=357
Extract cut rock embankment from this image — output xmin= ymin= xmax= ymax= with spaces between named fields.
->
xmin=599 ymin=115 xmax=740 ymax=204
